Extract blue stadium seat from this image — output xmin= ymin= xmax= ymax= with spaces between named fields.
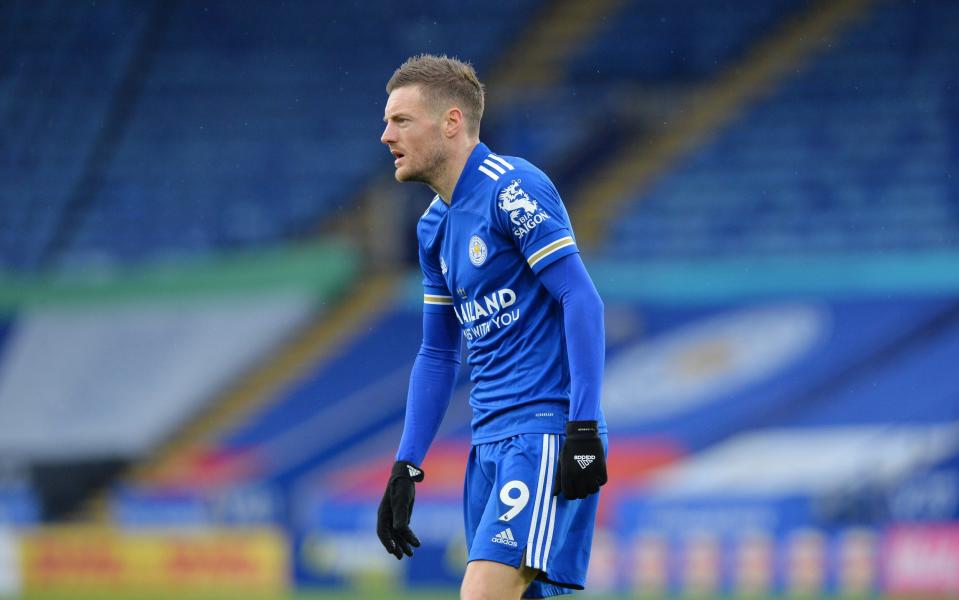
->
xmin=569 ymin=0 xmax=809 ymax=83
xmin=1 ymin=0 xmax=543 ymax=271
xmin=603 ymin=0 xmax=959 ymax=260
xmin=0 ymin=1 xmax=147 ymax=270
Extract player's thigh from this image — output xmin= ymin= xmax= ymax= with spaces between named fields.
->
xmin=461 ymin=559 xmax=538 ymax=600
xmin=467 ymin=434 xmax=555 ymax=569
xmin=464 ymin=443 xmax=495 ymax=555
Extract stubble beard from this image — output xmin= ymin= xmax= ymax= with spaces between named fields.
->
xmin=397 ymin=140 xmax=447 ymax=191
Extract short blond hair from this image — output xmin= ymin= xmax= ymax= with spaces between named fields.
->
xmin=386 ymin=54 xmax=485 ymax=136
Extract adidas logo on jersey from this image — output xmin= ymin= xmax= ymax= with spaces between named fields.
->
xmin=574 ymin=455 xmax=595 ymax=469
xmin=407 ymin=465 xmax=422 ymax=478
xmin=491 ymin=527 xmax=518 ymax=547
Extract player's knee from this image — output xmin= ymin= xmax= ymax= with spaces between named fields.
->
xmin=460 ymin=579 xmax=501 ymax=600
xmin=460 ymin=574 xmax=498 ymax=600
xmin=461 ymin=562 xmax=529 ymax=600
xmin=459 ymin=584 xmax=489 ymax=600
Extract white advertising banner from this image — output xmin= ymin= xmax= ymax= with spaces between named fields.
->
xmin=0 ymin=530 xmax=19 ymax=597
xmin=0 ymin=293 xmax=316 ymax=459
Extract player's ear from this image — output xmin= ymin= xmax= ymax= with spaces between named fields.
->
xmin=443 ymin=107 xmax=463 ymax=138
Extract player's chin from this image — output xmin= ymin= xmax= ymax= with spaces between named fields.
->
xmin=394 ymin=165 xmax=417 ymax=183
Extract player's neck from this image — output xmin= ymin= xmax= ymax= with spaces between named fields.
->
xmin=434 ymin=140 xmax=479 ymax=205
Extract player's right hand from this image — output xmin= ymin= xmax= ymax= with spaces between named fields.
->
xmin=376 ymin=460 xmax=424 ymax=559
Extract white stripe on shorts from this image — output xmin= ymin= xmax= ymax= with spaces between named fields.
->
xmin=541 ymin=471 xmax=559 ymax=572
xmin=525 ymin=434 xmax=549 ymax=568
xmin=531 ymin=434 xmax=558 ymax=570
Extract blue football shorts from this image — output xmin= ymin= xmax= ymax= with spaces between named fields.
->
xmin=463 ymin=432 xmax=607 ymax=598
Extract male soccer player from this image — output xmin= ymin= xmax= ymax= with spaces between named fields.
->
xmin=375 ymin=54 xmax=607 ymax=600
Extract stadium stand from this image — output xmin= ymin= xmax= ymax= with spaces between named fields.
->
xmin=603 ymin=0 xmax=959 ymax=259
xmin=569 ymin=0 xmax=810 ymax=83
xmin=486 ymin=0 xmax=814 ymax=192
xmin=128 ymin=293 xmax=959 ymax=488
xmin=0 ymin=1 xmax=147 ymax=271
xmin=2 ymin=0 xmax=957 ymax=596
xmin=1 ymin=1 xmax=543 ymax=271
xmin=125 ymin=0 xmax=832 ymax=498
xmin=130 ymin=303 xmax=455 ymax=496
xmin=113 ymin=1 xmax=958 ymax=594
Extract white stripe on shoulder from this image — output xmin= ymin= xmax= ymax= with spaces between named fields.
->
xmin=482 ymin=158 xmax=506 ymax=175
xmin=487 ymin=154 xmax=514 ymax=170
xmin=483 ymin=158 xmax=506 ymax=175
xmin=527 ymin=236 xmax=576 ymax=268
xmin=526 ymin=433 xmax=549 ymax=569
xmin=478 ymin=165 xmax=500 ymax=181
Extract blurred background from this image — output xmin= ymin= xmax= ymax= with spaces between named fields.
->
xmin=1 ymin=0 xmax=957 ymax=598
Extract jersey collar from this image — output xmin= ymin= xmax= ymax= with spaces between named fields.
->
xmin=448 ymin=141 xmax=492 ymax=207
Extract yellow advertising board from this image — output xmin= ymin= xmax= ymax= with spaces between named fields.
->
xmin=20 ymin=527 xmax=287 ymax=595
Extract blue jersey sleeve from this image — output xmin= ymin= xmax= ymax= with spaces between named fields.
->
xmin=537 ymin=253 xmax=605 ymax=423
xmin=418 ymin=199 xmax=453 ymax=314
xmin=395 ymin=309 xmax=461 ymax=466
xmin=420 ymin=244 xmax=454 ymax=314
xmin=398 ymin=200 xmax=460 ymax=466
xmin=492 ymin=168 xmax=579 ymax=274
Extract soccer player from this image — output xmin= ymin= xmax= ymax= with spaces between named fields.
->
xmin=375 ymin=54 xmax=607 ymax=600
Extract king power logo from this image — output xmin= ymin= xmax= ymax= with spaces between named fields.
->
xmin=455 ymin=288 xmax=521 ymax=342
xmin=574 ymin=455 xmax=595 ymax=469
xmin=498 ymin=179 xmax=551 ymax=240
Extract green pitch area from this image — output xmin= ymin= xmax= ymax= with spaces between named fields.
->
xmin=296 ymin=594 xmax=632 ymax=600
xmin=18 ymin=592 xmax=634 ymax=600
xmin=18 ymin=593 xmax=916 ymax=600
xmin=296 ymin=594 xmax=627 ymax=600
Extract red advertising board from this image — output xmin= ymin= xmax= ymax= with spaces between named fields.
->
xmin=884 ymin=524 xmax=959 ymax=596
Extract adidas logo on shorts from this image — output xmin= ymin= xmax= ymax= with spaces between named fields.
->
xmin=491 ymin=527 xmax=518 ymax=547
xmin=574 ymin=455 xmax=595 ymax=469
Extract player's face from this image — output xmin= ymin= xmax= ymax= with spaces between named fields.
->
xmin=381 ymin=85 xmax=446 ymax=185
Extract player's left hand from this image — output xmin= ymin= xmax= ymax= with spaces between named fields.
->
xmin=554 ymin=420 xmax=607 ymax=500
xmin=376 ymin=460 xmax=424 ymax=560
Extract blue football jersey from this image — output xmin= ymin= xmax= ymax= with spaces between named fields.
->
xmin=418 ymin=142 xmax=608 ymax=444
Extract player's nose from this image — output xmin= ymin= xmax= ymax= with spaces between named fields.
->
xmin=381 ymin=122 xmax=396 ymax=145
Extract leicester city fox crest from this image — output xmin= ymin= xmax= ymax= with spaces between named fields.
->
xmin=498 ymin=180 xmax=537 ymax=226
xmin=469 ymin=235 xmax=488 ymax=266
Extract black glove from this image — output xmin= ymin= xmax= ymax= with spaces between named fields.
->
xmin=554 ymin=420 xmax=607 ymax=500
xmin=376 ymin=460 xmax=424 ymax=559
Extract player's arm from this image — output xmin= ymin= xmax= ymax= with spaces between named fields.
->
xmin=538 ymin=253 xmax=604 ymax=423
xmin=376 ymin=291 xmax=461 ymax=560
xmin=537 ymin=253 xmax=608 ymax=500
xmin=396 ymin=307 xmax=461 ymax=466
xmin=491 ymin=169 xmax=607 ymax=499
